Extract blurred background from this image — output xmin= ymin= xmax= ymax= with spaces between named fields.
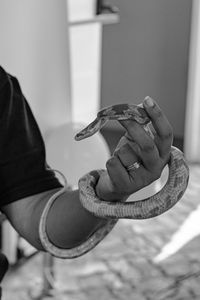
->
xmin=0 ymin=0 xmax=200 ymax=299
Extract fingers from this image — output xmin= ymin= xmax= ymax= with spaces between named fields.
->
xmin=114 ymin=141 xmax=140 ymax=171
xmin=106 ymin=147 xmax=156 ymax=196
xmin=119 ymin=97 xmax=173 ymax=163
xmin=106 ymin=155 xmax=130 ymax=194
xmin=143 ymin=97 xmax=173 ymax=159
xmin=119 ymin=120 xmax=160 ymax=172
xmin=114 ymin=137 xmax=152 ymax=175
xmin=106 ymin=153 xmax=146 ymax=195
xmin=107 ymin=142 xmax=138 ymax=194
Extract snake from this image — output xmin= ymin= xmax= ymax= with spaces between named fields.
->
xmin=39 ymin=103 xmax=189 ymax=259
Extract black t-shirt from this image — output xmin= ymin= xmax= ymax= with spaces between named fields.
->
xmin=0 ymin=66 xmax=62 ymax=207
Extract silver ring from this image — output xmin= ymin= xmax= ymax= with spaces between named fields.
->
xmin=126 ymin=161 xmax=141 ymax=172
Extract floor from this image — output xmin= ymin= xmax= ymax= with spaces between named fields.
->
xmin=2 ymin=131 xmax=200 ymax=300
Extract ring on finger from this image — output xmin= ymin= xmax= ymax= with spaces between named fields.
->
xmin=126 ymin=161 xmax=141 ymax=172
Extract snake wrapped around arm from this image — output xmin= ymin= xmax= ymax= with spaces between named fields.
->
xmin=39 ymin=103 xmax=189 ymax=258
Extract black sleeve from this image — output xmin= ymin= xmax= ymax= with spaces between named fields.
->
xmin=0 ymin=66 xmax=63 ymax=207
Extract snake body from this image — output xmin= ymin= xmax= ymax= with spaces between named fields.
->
xmin=75 ymin=104 xmax=150 ymax=141
xmin=77 ymin=104 xmax=189 ymax=219
xmin=39 ymin=103 xmax=189 ymax=259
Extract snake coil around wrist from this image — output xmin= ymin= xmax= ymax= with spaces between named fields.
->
xmin=39 ymin=170 xmax=117 ymax=259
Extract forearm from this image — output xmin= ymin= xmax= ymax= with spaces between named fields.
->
xmin=1 ymin=187 xmax=107 ymax=251
xmin=45 ymin=188 xmax=107 ymax=249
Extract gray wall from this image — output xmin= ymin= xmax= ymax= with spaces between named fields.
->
xmin=101 ymin=0 xmax=192 ymax=138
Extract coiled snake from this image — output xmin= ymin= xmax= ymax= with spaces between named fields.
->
xmin=39 ymin=104 xmax=189 ymax=258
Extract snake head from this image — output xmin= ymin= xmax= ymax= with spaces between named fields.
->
xmin=75 ymin=103 xmax=151 ymax=141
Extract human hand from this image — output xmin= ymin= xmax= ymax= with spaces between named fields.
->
xmin=95 ymin=97 xmax=173 ymax=201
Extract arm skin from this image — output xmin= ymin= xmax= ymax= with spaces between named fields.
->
xmin=1 ymin=187 xmax=109 ymax=251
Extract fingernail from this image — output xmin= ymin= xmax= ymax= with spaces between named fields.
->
xmin=144 ymin=96 xmax=154 ymax=107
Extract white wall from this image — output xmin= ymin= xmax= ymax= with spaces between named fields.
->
xmin=0 ymin=0 xmax=71 ymax=136
xmin=69 ymin=23 xmax=102 ymax=124
xmin=67 ymin=0 xmax=103 ymax=124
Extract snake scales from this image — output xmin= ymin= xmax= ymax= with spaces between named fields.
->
xmin=39 ymin=103 xmax=189 ymax=258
